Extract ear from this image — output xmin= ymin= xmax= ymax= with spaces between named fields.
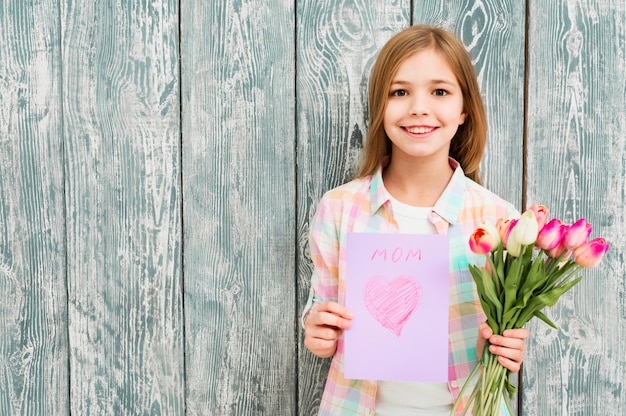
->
xmin=459 ymin=110 xmax=467 ymax=125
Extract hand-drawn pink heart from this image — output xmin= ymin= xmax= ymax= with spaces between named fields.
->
xmin=364 ymin=276 xmax=422 ymax=337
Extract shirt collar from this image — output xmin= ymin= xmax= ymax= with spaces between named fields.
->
xmin=369 ymin=157 xmax=467 ymax=225
xmin=369 ymin=159 xmax=391 ymax=214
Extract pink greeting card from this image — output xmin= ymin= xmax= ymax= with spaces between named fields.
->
xmin=344 ymin=232 xmax=449 ymax=381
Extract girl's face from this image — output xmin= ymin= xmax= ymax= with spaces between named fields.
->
xmin=383 ymin=48 xmax=466 ymax=164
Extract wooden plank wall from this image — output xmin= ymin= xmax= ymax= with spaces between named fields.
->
xmin=0 ymin=0 xmax=624 ymax=415
xmin=61 ymin=0 xmax=185 ymax=414
xmin=296 ymin=2 xmax=410 ymax=414
xmin=181 ymin=0 xmax=297 ymax=414
xmin=523 ymin=1 xmax=626 ymax=415
xmin=0 ymin=1 xmax=68 ymax=414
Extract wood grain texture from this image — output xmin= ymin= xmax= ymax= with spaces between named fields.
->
xmin=524 ymin=1 xmax=626 ymax=415
xmin=61 ymin=0 xmax=185 ymax=414
xmin=414 ymin=0 xmax=526 ymax=208
xmin=0 ymin=1 xmax=69 ymax=414
xmin=413 ymin=4 xmax=526 ymax=413
xmin=296 ymin=1 xmax=409 ymax=414
xmin=181 ymin=1 xmax=297 ymax=414
xmin=1 ymin=0 xmax=624 ymax=415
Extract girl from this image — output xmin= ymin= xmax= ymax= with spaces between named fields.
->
xmin=302 ymin=25 xmax=529 ymax=415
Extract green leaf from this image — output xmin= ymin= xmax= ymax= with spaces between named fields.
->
xmin=494 ymin=244 xmax=505 ymax=286
xmin=523 ymin=253 xmax=546 ymax=287
xmin=533 ymin=309 xmax=558 ymax=329
xmin=514 ymin=277 xmax=582 ymax=327
xmin=470 ymin=264 xmax=496 ymax=323
xmin=543 ymin=261 xmax=580 ymax=290
xmin=503 ymin=255 xmax=524 ymax=318
xmin=487 ymin=254 xmax=501 ymax=294
xmin=506 ymin=376 xmax=517 ymax=399
xmin=502 ymin=301 xmax=524 ymax=325
xmin=480 ymin=267 xmax=503 ymax=323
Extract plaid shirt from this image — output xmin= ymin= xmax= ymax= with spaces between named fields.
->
xmin=303 ymin=159 xmax=517 ymax=415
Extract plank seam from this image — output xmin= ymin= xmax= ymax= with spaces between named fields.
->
xmin=56 ymin=0 xmax=72 ymax=412
xmin=177 ymin=0 xmax=188 ymax=413
xmin=293 ymin=1 xmax=301 ymax=414
xmin=518 ymin=2 xmax=530 ymax=413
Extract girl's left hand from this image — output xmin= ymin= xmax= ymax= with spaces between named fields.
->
xmin=477 ymin=322 xmax=530 ymax=373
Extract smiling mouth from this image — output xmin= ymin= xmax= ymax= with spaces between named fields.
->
xmin=405 ymin=126 xmax=436 ymax=134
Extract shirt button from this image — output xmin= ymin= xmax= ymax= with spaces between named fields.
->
xmin=451 ymin=380 xmax=459 ymax=388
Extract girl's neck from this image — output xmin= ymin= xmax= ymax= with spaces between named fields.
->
xmin=382 ymin=155 xmax=454 ymax=207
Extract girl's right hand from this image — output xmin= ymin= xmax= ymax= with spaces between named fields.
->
xmin=303 ymin=301 xmax=353 ymax=358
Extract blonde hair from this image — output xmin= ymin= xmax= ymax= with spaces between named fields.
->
xmin=358 ymin=25 xmax=487 ymax=184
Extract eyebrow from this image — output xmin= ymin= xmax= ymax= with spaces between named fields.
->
xmin=390 ymin=79 xmax=457 ymax=87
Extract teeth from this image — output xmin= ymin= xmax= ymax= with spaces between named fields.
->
xmin=406 ymin=126 xmax=433 ymax=134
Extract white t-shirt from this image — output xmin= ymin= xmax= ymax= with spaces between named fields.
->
xmin=375 ymin=194 xmax=453 ymax=416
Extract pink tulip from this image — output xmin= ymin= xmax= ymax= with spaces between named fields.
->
xmin=469 ymin=221 xmax=500 ymax=254
xmin=547 ymin=241 xmax=571 ymax=260
xmin=535 ymin=218 xmax=566 ymax=250
xmin=562 ymin=218 xmax=592 ymax=250
xmin=528 ymin=204 xmax=549 ymax=231
xmin=496 ymin=218 xmax=517 ymax=247
xmin=574 ymin=238 xmax=609 ymax=268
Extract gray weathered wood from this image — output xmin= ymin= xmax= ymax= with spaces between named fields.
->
xmin=0 ymin=1 xmax=68 ymax=414
xmin=414 ymin=0 xmax=526 ymax=207
xmin=1 ymin=0 xmax=625 ymax=415
xmin=296 ymin=1 xmax=409 ymax=414
xmin=181 ymin=0 xmax=297 ymax=414
xmin=523 ymin=1 xmax=626 ymax=415
xmin=413 ymin=3 xmax=526 ymax=413
xmin=61 ymin=0 xmax=185 ymax=414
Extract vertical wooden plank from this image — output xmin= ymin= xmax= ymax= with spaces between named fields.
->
xmin=0 ymin=1 xmax=68 ymax=414
xmin=413 ymin=3 xmax=526 ymax=413
xmin=413 ymin=0 xmax=526 ymax=207
xmin=61 ymin=0 xmax=184 ymax=414
xmin=181 ymin=1 xmax=297 ymax=414
xmin=296 ymin=1 xmax=409 ymax=414
xmin=524 ymin=1 xmax=626 ymax=414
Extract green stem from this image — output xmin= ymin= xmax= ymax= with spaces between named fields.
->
xmin=550 ymin=265 xmax=582 ymax=289
xmin=475 ymin=351 xmax=509 ymax=415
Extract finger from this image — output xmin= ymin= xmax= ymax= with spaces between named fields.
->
xmin=489 ymin=334 xmax=526 ymax=352
xmin=306 ymin=325 xmax=342 ymax=341
xmin=309 ymin=302 xmax=353 ymax=329
xmin=314 ymin=310 xmax=352 ymax=329
xmin=306 ymin=336 xmax=333 ymax=351
xmin=490 ymin=328 xmax=529 ymax=345
xmin=305 ymin=308 xmax=346 ymax=330
xmin=478 ymin=322 xmax=493 ymax=339
xmin=489 ymin=343 xmax=524 ymax=363
xmin=502 ymin=328 xmax=530 ymax=340
xmin=304 ymin=330 xmax=341 ymax=358
xmin=318 ymin=301 xmax=354 ymax=320
xmin=496 ymin=355 xmax=522 ymax=373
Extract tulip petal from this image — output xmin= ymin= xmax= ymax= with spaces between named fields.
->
xmin=563 ymin=218 xmax=592 ymax=250
xmin=574 ymin=238 xmax=609 ymax=268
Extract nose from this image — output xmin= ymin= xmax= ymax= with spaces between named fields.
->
xmin=409 ymin=94 xmax=429 ymax=116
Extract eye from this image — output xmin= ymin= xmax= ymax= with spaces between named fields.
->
xmin=390 ymin=89 xmax=408 ymax=97
xmin=433 ymin=89 xmax=448 ymax=96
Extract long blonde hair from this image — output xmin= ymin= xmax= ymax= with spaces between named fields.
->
xmin=358 ymin=25 xmax=487 ymax=184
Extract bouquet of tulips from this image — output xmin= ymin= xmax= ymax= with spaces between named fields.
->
xmin=451 ymin=204 xmax=610 ymax=416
